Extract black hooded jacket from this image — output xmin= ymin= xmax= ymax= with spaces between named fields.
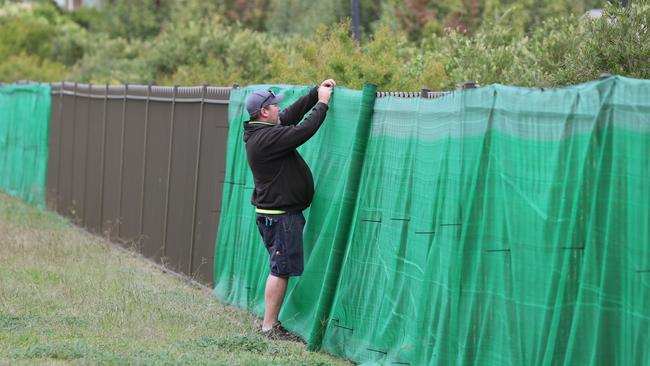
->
xmin=243 ymin=86 xmax=329 ymax=212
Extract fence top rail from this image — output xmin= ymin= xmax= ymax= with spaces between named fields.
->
xmin=376 ymin=91 xmax=450 ymax=99
xmin=4 ymin=80 xmax=451 ymax=101
xmin=47 ymin=82 xmax=231 ymax=105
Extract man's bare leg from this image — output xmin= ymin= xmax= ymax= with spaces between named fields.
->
xmin=262 ymin=274 xmax=288 ymax=330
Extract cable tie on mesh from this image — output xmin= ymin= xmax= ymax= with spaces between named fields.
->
xmin=331 ymin=319 xmax=354 ymax=332
xmin=392 ymin=362 xmax=410 ymax=365
xmin=485 ymin=248 xmax=511 ymax=253
xmin=221 ymin=181 xmax=245 ymax=186
xmin=390 ymin=218 xmax=410 ymax=222
xmin=415 ymin=231 xmax=436 ymax=235
xmin=368 ymin=348 xmax=388 ymax=355
xmin=360 ymin=218 xmax=382 ymax=223
xmin=559 ymin=246 xmax=585 ymax=250
xmin=440 ymin=223 xmax=462 ymax=227
xmin=636 ymin=269 xmax=650 ymax=273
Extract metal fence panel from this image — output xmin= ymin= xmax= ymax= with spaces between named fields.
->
xmin=100 ymin=87 xmax=126 ymax=237
xmin=141 ymin=100 xmax=173 ymax=262
xmin=83 ymin=90 xmax=107 ymax=234
xmin=58 ymin=89 xmax=76 ymax=217
xmin=191 ymin=100 xmax=228 ymax=284
xmin=118 ymin=91 xmax=147 ymax=242
xmin=72 ymin=85 xmax=89 ymax=224
xmin=165 ymin=101 xmax=201 ymax=274
xmin=47 ymin=85 xmax=62 ymax=210
xmin=46 ymin=83 xmax=230 ymax=286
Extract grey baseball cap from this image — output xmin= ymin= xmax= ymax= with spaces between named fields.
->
xmin=246 ymin=89 xmax=284 ymax=116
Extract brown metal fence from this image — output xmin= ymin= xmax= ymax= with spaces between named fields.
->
xmin=47 ymin=82 xmax=230 ymax=286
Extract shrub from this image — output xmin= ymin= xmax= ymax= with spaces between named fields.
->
xmin=0 ymin=53 xmax=68 ymax=82
xmin=50 ymin=21 xmax=90 ymax=66
xmin=554 ymin=2 xmax=650 ymax=84
xmin=144 ymin=18 xmax=276 ymax=86
xmin=69 ymin=34 xmax=151 ymax=84
xmin=0 ymin=4 xmax=57 ymax=60
xmin=421 ymin=2 xmax=650 ymax=88
xmin=268 ymin=22 xmax=448 ymax=90
xmin=92 ymin=0 xmax=170 ymax=40
xmin=0 ymin=2 xmax=89 ymax=68
xmin=1 ymin=1 xmax=648 ymax=90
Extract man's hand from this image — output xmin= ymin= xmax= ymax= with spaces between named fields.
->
xmin=320 ymin=79 xmax=336 ymax=88
xmin=318 ymin=79 xmax=336 ymax=105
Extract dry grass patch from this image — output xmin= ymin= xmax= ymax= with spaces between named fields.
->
xmin=0 ymin=193 xmax=350 ymax=365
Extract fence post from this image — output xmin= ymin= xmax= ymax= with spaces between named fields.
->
xmin=421 ymin=87 xmax=431 ymax=99
xmin=188 ymin=83 xmax=208 ymax=275
xmin=116 ymin=84 xmax=128 ymax=237
xmin=70 ymin=82 xmax=78 ymax=219
xmin=99 ymin=84 xmax=108 ymax=234
xmin=457 ymin=80 xmax=481 ymax=90
xmin=139 ymin=84 xmax=152 ymax=237
xmin=162 ymin=85 xmax=178 ymax=261
xmin=82 ymin=83 xmax=92 ymax=227
xmin=55 ymin=82 xmax=65 ymax=211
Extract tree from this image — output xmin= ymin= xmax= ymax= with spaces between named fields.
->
xmin=220 ymin=0 xmax=270 ymax=32
xmin=95 ymin=0 xmax=170 ymax=40
xmin=265 ymin=0 xmax=381 ymax=41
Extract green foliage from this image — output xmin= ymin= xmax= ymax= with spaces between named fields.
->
xmin=219 ymin=0 xmax=270 ymax=32
xmin=166 ymin=0 xmax=223 ymax=26
xmin=0 ymin=0 xmax=648 ymax=90
xmin=421 ymin=2 xmax=650 ymax=88
xmin=265 ymin=0 xmax=381 ymax=40
xmin=68 ymin=5 xmax=104 ymax=30
xmin=422 ymin=7 xmax=558 ymax=88
xmin=94 ymin=0 xmax=170 ymax=40
xmin=0 ymin=52 xmax=68 ymax=82
xmin=555 ymin=2 xmax=650 ymax=84
xmin=267 ymin=23 xmax=447 ymax=90
xmin=142 ymin=18 xmax=277 ymax=86
xmin=382 ymin=0 xmax=471 ymax=40
xmin=69 ymin=34 xmax=151 ymax=84
xmin=266 ymin=0 xmax=340 ymax=36
xmin=0 ymin=4 xmax=58 ymax=60
xmin=49 ymin=20 xmax=89 ymax=66
xmin=0 ymin=2 xmax=88 ymax=75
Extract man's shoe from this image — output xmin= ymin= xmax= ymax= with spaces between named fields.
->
xmin=258 ymin=321 xmax=303 ymax=342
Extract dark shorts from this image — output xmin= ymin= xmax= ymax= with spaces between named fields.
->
xmin=256 ymin=211 xmax=305 ymax=278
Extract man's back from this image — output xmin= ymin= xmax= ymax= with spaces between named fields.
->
xmin=244 ymin=121 xmax=315 ymax=212
xmin=243 ymin=86 xmax=329 ymax=211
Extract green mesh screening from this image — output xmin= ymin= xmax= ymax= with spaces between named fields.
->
xmin=214 ymin=77 xmax=650 ymax=365
xmin=0 ymin=85 xmax=51 ymax=207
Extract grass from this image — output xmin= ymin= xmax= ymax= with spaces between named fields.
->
xmin=0 ymin=193 xmax=350 ymax=366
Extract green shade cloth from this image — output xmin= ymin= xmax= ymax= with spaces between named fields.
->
xmin=214 ymin=76 xmax=650 ymax=365
xmin=0 ymin=85 xmax=50 ymax=207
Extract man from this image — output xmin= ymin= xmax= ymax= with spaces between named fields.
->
xmin=243 ymin=79 xmax=336 ymax=340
